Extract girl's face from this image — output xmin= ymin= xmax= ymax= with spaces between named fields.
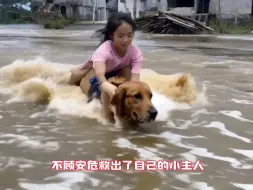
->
xmin=111 ymin=22 xmax=134 ymax=54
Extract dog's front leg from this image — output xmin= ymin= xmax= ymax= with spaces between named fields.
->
xmin=101 ymin=92 xmax=116 ymax=124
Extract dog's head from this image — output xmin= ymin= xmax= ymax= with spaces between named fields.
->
xmin=110 ymin=79 xmax=158 ymax=124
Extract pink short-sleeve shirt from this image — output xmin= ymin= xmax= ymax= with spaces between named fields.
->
xmin=79 ymin=40 xmax=143 ymax=74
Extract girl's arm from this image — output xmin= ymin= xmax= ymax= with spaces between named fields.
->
xmin=93 ymin=61 xmax=107 ymax=84
xmin=130 ymin=55 xmax=143 ymax=81
xmin=131 ymin=73 xmax=140 ymax=81
xmin=94 ymin=61 xmax=117 ymax=98
xmin=130 ymin=45 xmax=144 ymax=81
xmin=90 ymin=42 xmax=117 ymax=97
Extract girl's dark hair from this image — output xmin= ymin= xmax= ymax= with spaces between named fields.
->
xmin=95 ymin=12 xmax=136 ymax=45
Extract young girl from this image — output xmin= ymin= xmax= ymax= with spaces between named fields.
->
xmin=69 ymin=12 xmax=144 ymax=100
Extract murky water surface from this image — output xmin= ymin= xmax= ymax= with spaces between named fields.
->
xmin=0 ymin=24 xmax=253 ymax=190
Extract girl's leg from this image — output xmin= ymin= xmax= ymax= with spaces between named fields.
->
xmin=69 ymin=67 xmax=91 ymax=86
xmin=79 ymin=68 xmax=96 ymax=96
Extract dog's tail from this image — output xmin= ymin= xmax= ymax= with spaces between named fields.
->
xmin=175 ymin=73 xmax=197 ymax=104
xmin=176 ymin=73 xmax=189 ymax=88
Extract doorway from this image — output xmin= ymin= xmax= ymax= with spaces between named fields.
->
xmin=61 ymin=6 xmax=67 ymax=18
xmin=167 ymin=0 xmax=194 ymax=8
xmin=251 ymin=0 xmax=253 ymax=16
xmin=197 ymin=0 xmax=210 ymax=13
xmin=176 ymin=0 xmax=194 ymax=7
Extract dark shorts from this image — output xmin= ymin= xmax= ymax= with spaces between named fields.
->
xmin=87 ymin=70 xmax=119 ymax=102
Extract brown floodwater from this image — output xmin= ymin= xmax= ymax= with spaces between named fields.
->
xmin=0 ymin=24 xmax=253 ymax=190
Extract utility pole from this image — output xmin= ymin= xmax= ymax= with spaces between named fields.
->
xmin=218 ymin=0 xmax=221 ymax=20
xmin=92 ymin=0 xmax=97 ymax=23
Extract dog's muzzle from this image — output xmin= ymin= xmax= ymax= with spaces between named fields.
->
xmin=148 ymin=107 xmax=158 ymax=121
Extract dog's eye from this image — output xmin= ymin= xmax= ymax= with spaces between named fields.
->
xmin=134 ymin=93 xmax=142 ymax=99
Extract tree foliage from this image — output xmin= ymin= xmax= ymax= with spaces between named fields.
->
xmin=0 ymin=0 xmax=31 ymax=7
xmin=0 ymin=0 xmax=32 ymax=23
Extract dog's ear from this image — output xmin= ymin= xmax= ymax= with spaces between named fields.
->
xmin=140 ymin=81 xmax=151 ymax=91
xmin=110 ymin=86 xmax=127 ymax=117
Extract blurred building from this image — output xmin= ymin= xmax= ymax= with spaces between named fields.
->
xmin=30 ymin=0 xmax=107 ymax=22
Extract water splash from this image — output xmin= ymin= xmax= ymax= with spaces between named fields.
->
xmin=0 ymin=56 xmax=205 ymax=125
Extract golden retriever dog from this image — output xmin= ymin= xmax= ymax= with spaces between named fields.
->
xmin=108 ymin=76 xmax=158 ymax=125
xmin=78 ymin=69 xmax=158 ymax=126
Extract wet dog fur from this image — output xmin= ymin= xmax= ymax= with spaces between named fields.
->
xmin=100 ymin=76 xmax=158 ymax=126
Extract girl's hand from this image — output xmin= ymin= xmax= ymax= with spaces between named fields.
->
xmin=100 ymin=81 xmax=117 ymax=98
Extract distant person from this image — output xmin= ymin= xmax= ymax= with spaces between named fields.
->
xmin=69 ymin=12 xmax=144 ymax=100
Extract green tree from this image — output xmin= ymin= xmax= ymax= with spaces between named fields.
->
xmin=0 ymin=0 xmax=32 ymax=23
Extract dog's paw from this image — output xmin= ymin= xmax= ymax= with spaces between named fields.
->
xmin=101 ymin=109 xmax=116 ymax=125
xmin=107 ymin=112 xmax=116 ymax=124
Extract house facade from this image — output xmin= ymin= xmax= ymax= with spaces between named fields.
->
xmin=115 ymin=0 xmax=200 ymax=18
xmin=30 ymin=0 xmax=253 ymax=22
xmin=116 ymin=0 xmax=169 ymax=19
xmin=209 ymin=0 xmax=252 ymax=19
xmin=30 ymin=0 xmax=107 ymax=21
xmin=112 ymin=0 xmax=253 ymax=20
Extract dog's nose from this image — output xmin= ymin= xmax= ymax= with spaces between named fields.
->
xmin=148 ymin=107 xmax=158 ymax=120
